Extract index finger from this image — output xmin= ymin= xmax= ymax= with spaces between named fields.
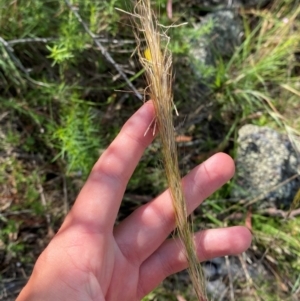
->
xmin=64 ymin=101 xmax=156 ymax=232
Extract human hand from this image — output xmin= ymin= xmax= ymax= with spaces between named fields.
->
xmin=16 ymin=101 xmax=251 ymax=301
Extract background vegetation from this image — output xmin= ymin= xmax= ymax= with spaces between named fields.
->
xmin=0 ymin=0 xmax=299 ymax=300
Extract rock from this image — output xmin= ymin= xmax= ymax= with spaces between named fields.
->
xmin=239 ymin=0 xmax=270 ymax=7
xmin=197 ymin=0 xmax=270 ymax=8
xmin=233 ymin=124 xmax=300 ymax=209
xmin=189 ymin=10 xmax=243 ymax=80
xmin=204 ymin=256 xmax=269 ymax=299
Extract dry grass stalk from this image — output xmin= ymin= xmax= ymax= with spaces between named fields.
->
xmin=125 ymin=1 xmax=207 ymax=299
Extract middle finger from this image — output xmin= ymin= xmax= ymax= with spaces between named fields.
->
xmin=114 ymin=152 xmax=235 ymax=264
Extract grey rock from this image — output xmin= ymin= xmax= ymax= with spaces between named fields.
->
xmin=190 ymin=10 xmax=243 ymax=80
xmin=239 ymin=0 xmax=270 ymax=7
xmin=204 ymin=256 xmax=269 ymax=299
xmin=197 ymin=0 xmax=270 ymax=8
xmin=204 ymin=256 xmax=267 ymax=280
xmin=233 ymin=124 xmax=300 ymax=209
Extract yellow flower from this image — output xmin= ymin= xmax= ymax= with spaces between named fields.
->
xmin=144 ymin=48 xmax=152 ymax=62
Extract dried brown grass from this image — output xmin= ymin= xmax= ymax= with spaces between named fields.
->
xmin=119 ymin=1 xmax=208 ymax=299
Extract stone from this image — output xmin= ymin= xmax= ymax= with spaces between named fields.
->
xmin=197 ymin=0 xmax=270 ymax=8
xmin=188 ymin=9 xmax=243 ymax=89
xmin=239 ymin=0 xmax=270 ymax=7
xmin=204 ymin=256 xmax=269 ymax=299
xmin=190 ymin=10 xmax=243 ymax=68
xmin=233 ymin=124 xmax=300 ymax=209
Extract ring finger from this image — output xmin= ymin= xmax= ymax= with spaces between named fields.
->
xmin=114 ymin=153 xmax=235 ymax=264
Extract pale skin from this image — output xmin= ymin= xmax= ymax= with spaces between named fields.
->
xmin=16 ymin=101 xmax=252 ymax=301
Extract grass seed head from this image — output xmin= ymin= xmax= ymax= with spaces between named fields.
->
xmin=131 ymin=1 xmax=208 ymax=300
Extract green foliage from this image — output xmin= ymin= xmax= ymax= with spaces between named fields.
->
xmin=0 ymin=0 xmax=59 ymax=39
xmin=0 ymin=220 xmax=25 ymax=259
xmin=0 ymin=44 xmax=25 ymax=87
xmin=217 ymin=1 xmax=300 ymax=124
xmin=53 ymin=94 xmax=102 ymax=177
xmin=169 ymin=19 xmax=214 ymax=55
xmin=253 ymin=214 xmax=300 ymax=297
xmin=47 ymin=44 xmax=75 ymax=66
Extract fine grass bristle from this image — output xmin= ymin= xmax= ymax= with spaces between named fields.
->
xmin=128 ymin=1 xmax=207 ymax=299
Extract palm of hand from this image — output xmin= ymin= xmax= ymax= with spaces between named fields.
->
xmin=17 ymin=102 xmax=251 ymax=301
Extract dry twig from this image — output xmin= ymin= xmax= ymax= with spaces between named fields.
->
xmin=0 ymin=36 xmax=50 ymax=87
xmin=64 ymin=0 xmax=142 ymax=100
